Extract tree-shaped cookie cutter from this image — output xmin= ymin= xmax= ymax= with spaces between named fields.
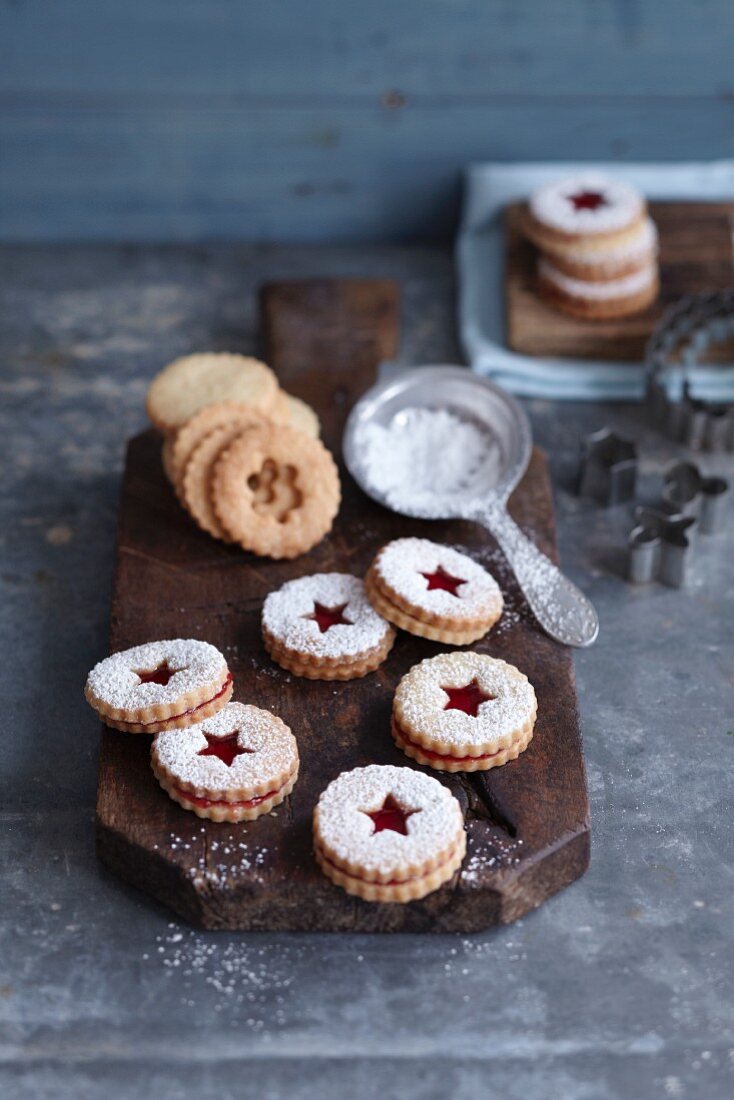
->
xmin=578 ymin=428 xmax=638 ymax=506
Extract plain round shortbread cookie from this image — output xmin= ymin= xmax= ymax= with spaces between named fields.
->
xmin=212 ymin=423 xmax=340 ymax=560
xmin=181 ymin=420 xmax=262 ymax=540
xmin=152 ymin=702 xmax=299 ymax=822
xmin=85 ymin=638 xmax=232 ymax=732
xmin=168 ymin=401 xmax=272 ymax=494
xmin=392 ymin=651 xmax=537 ymax=767
xmin=284 ymin=394 xmax=320 ymax=439
xmin=313 ymin=764 xmax=466 ymax=902
xmin=146 ymin=353 xmax=279 ymax=434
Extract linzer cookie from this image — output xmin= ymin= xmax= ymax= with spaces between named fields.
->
xmin=524 ymin=174 xmax=647 ymax=255
xmin=151 ymin=702 xmax=298 ymax=822
xmin=313 ymin=764 xmax=466 ymax=902
xmin=546 ymin=217 xmax=658 ymax=282
xmin=538 ymin=259 xmax=658 ymax=320
xmin=85 ymin=639 xmax=232 ymax=734
xmin=146 ymin=353 xmax=279 ymax=435
xmin=365 ymin=538 xmax=503 ymax=644
xmin=262 ymin=573 xmax=396 ymax=680
xmin=392 ymin=651 xmax=536 ymax=772
xmin=212 ymin=423 xmax=340 ymax=559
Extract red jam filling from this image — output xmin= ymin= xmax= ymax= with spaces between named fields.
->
xmin=400 ymin=732 xmax=502 ymax=765
xmin=135 ymin=661 xmax=176 ymax=686
xmin=394 ymin=715 xmax=507 ymax=764
xmin=419 ymin=566 xmax=466 ymax=597
xmin=134 ymin=673 xmax=232 ymax=728
xmin=442 ymin=679 xmax=495 ymax=717
xmin=364 ymin=794 xmax=419 ymax=835
xmin=171 ymin=782 xmax=282 ymax=809
xmin=568 ymin=190 xmax=608 ymax=211
xmin=319 ymin=845 xmax=458 ymax=887
xmin=305 ymin=601 xmax=352 ymax=633
xmin=197 ymin=732 xmax=252 ymax=767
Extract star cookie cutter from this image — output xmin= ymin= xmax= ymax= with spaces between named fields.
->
xmin=628 ymin=507 xmax=697 ymax=587
xmin=662 ymin=462 xmax=730 ymax=535
xmin=578 ymin=428 xmax=638 ymax=506
xmin=646 ymin=290 xmax=734 ymax=452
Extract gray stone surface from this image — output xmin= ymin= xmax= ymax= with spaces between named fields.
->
xmin=1 ymin=245 xmax=732 ymax=1100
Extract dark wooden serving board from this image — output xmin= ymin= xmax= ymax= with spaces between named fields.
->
xmin=505 ymin=200 xmax=734 ymax=361
xmin=96 ymin=278 xmax=590 ymax=931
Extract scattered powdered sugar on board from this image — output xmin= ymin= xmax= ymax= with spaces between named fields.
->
xmin=356 ymin=406 xmax=501 ymax=517
xmin=461 ymin=836 xmax=524 ymax=883
xmin=152 ymin=827 xmax=274 ymax=889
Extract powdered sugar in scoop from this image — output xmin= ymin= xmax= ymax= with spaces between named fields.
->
xmin=356 ymin=407 xmax=501 ymax=517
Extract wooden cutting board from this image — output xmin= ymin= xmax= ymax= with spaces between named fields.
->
xmin=506 ymin=200 xmax=734 ymax=360
xmin=95 ymin=278 xmax=590 ymax=932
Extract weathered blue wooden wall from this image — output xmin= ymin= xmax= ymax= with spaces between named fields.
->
xmin=1 ymin=1 xmax=733 ymax=241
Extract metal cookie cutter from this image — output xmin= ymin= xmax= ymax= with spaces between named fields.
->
xmin=628 ymin=508 xmax=697 ymax=587
xmin=662 ymin=462 xmax=730 ymax=534
xmin=646 ymin=290 xmax=734 ymax=452
xmin=578 ymin=428 xmax=638 ymax=506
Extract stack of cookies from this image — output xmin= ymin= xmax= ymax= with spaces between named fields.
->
xmin=146 ymin=353 xmax=340 ymax=560
xmin=522 ymin=173 xmax=659 ymax=320
xmin=85 ymin=639 xmax=300 ymax=823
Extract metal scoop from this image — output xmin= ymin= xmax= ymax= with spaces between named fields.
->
xmin=343 ymin=366 xmax=599 ymax=648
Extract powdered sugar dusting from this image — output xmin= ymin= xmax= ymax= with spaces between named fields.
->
xmin=375 ymin=538 xmax=502 ymax=621
xmin=530 ymin=173 xmax=643 ymax=235
xmin=315 ymin=764 xmax=464 ymax=874
xmin=152 ymin=702 xmax=297 ymax=795
xmin=562 ymin=216 xmax=657 ymax=268
xmin=394 ymin=652 xmax=536 ymax=750
xmin=262 ymin=573 xmax=392 ymax=658
xmin=356 ymin=406 xmax=501 ymax=517
xmin=86 ymin=638 xmax=227 ymax=709
xmin=539 ymin=257 xmax=656 ymax=300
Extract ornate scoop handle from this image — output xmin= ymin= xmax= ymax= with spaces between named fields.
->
xmin=475 ymin=503 xmax=599 ymax=648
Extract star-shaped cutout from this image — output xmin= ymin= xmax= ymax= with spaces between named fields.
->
xmin=304 ymin=602 xmax=352 ymax=633
xmin=442 ymin=679 xmax=495 ymax=717
xmin=135 ymin=661 xmax=177 ymax=686
xmin=568 ymin=189 xmax=608 ymax=211
xmin=420 ymin=566 xmax=467 ymax=597
xmin=197 ymin=732 xmax=253 ymax=767
xmin=363 ymin=794 xmax=420 ymax=835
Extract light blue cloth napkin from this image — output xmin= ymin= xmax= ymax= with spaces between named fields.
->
xmin=457 ymin=160 xmax=734 ymax=400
